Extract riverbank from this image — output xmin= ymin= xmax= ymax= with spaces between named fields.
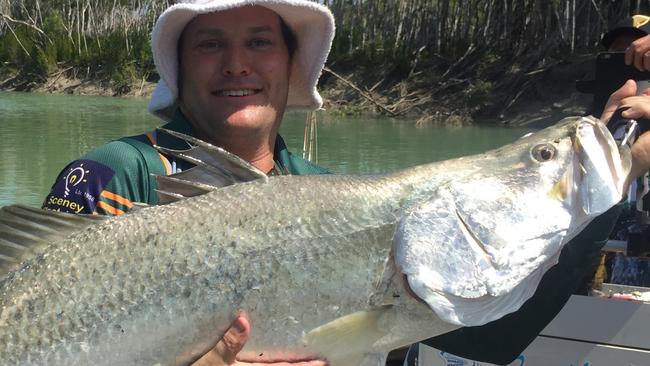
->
xmin=0 ymin=53 xmax=594 ymax=128
xmin=0 ymin=66 xmax=156 ymax=98
xmin=319 ymin=53 xmax=595 ymax=127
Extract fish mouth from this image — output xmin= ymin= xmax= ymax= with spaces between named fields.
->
xmin=571 ymin=117 xmax=630 ymax=213
xmin=551 ymin=117 xmax=629 ymax=212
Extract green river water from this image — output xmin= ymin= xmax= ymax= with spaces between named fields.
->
xmin=0 ymin=91 xmax=535 ymax=207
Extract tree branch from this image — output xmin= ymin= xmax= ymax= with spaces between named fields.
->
xmin=323 ymin=66 xmax=397 ymax=116
xmin=0 ymin=12 xmax=51 ymax=43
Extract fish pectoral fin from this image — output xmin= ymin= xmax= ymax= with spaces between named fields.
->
xmin=0 ymin=204 xmax=105 ymax=276
xmin=130 ymin=202 xmax=151 ymax=211
xmin=301 ymin=306 xmax=392 ymax=365
xmin=153 ymin=128 xmax=268 ymax=204
xmin=155 ymin=174 xmax=217 ymax=204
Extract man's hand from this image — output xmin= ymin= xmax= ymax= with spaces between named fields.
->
xmin=625 ymin=34 xmax=650 ymax=71
xmin=191 ymin=313 xmax=328 ymax=366
xmin=601 ymin=79 xmax=650 ymax=187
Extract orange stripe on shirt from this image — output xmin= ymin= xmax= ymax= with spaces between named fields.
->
xmin=147 ymin=131 xmax=172 ymax=175
xmin=97 ymin=201 xmax=125 ymax=216
xmin=158 ymin=153 xmax=172 ymax=175
xmin=145 ymin=131 xmax=157 ymax=145
xmin=101 ymin=191 xmax=134 ymax=209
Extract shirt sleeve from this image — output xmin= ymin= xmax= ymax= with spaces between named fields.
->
xmin=42 ymin=140 xmax=160 ymax=216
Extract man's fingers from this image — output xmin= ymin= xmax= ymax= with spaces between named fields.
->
xmin=601 ymin=79 xmax=637 ymax=123
xmin=215 ymin=314 xmax=251 ymax=364
xmin=620 ymin=96 xmax=650 ymax=119
xmin=191 ymin=314 xmax=250 ymax=366
xmin=626 ymin=46 xmax=634 ymax=66
xmin=246 ymin=361 xmax=328 ymax=366
xmin=641 ymin=52 xmax=650 ymax=71
xmin=634 ymin=49 xmax=644 ymax=71
xmin=626 ymin=36 xmax=650 ymax=71
xmin=189 ymin=314 xmax=329 ymax=366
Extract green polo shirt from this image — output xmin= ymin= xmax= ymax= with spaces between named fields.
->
xmin=43 ymin=111 xmax=328 ymax=215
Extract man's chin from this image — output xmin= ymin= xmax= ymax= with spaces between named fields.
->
xmin=223 ymin=107 xmax=279 ymax=129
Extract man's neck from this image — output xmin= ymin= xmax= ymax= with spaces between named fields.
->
xmin=205 ymin=133 xmax=277 ymax=174
xmin=177 ymin=109 xmax=280 ymax=174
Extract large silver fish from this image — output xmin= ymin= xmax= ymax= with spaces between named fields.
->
xmin=0 ymin=116 xmax=630 ymax=366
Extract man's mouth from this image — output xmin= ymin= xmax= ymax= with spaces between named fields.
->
xmin=213 ymin=89 xmax=260 ymax=97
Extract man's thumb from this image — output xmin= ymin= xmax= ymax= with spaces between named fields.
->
xmin=611 ymin=79 xmax=638 ymax=102
xmin=601 ymin=80 xmax=638 ymax=122
xmin=191 ymin=313 xmax=250 ymax=366
xmin=216 ymin=314 xmax=250 ymax=364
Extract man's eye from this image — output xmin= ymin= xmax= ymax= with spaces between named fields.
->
xmin=250 ymin=39 xmax=272 ymax=48
xmin=198 ymin=41 xmax=223 ymax=49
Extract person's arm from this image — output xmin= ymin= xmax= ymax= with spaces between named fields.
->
xmin=42 ymin=140 xmax=163 ymax=215
xmin=601 ymin=79 xmax=650 ymax=185
xmin=421 ymin=206 xmax=621 ymax=364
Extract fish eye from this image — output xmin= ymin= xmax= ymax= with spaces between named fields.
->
xmin=531 ymin=144 xmax=556 ymax=162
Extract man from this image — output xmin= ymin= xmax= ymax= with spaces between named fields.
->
xmin=43 ymin=1 xmax=333 ymax=365
xmin=43 ymin=0 xmax=333 ymax=216
xmin=43 ymin=1 xmax=650 ymax=366
xmin=603 ymin=14 xmax=650 ymax=70
xmin=577 ymin=14 xmax=650 ymax=117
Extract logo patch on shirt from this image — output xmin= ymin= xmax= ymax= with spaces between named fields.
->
xmin=43 ymin=160 xmax=115 ymax=214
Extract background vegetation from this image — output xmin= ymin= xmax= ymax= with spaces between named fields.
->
xmin=2 ymin=0 xmax=650 ymax=118
xmin=0 ymin=0 xmax=172 ymax=92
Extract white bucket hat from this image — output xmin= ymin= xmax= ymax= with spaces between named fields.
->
xmin=148 ymin=0 xmax=335 ymax=120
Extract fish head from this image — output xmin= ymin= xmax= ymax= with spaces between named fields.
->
xmin=393 ymin=116 xmax=631 ymax=326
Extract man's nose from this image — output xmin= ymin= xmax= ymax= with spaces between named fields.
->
xmin=221 ymin=46 xmax=251 ymax=76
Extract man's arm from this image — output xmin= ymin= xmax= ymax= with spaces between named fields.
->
xmin=420 ymin=206 xmax=620 ymax=364
xmin=42 ymin=140 xmax=163 ymax=215
xmin=422 ymin=80 xmax=650 ymax=364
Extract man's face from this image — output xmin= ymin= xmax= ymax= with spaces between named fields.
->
xmin=178 ymin=6 xmax=291 ymax=142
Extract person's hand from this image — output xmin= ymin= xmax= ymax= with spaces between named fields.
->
xmin=625 ymin=34 xmax=650 ymax=71
xmin=191 ymin=313 xmax=328 ymax=366
xmin=601 ymin=79 xmax=650 ymax=188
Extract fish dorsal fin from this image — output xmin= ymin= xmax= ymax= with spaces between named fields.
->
xmin=154 ymin=128 xmax=268 ymax=204
xmin=0 ymin=204 xmax=105 ymax=275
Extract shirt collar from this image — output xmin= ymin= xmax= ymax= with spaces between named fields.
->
xmin=161 ymin=109 xmax=292 ymax=173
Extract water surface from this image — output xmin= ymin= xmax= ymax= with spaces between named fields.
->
xmin=0 ymin=92 xmax=535 ymax=207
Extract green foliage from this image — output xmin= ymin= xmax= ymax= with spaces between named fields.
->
xmin=42 ymin=13 xmax=66 ymax=38
xmin=0 ymin=0 xmax=644 ymax=96
xmin=465 ymin=80 xmax=494 ymax=106
xmin=0 ymin=5 xmax=158 ymax=93
xmin=0 ymin=31 xmax=21 ymax=63
xmin=30 ymin=47 xmax=54 ymax=78
xmin=111 ymin=62 xmax=137 ymax=94
xmin=0 ymin=26 xmax=53 ymax=78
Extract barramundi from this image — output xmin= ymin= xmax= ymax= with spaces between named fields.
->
xmin=0 ymin=116 xmax=630 ymax=365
